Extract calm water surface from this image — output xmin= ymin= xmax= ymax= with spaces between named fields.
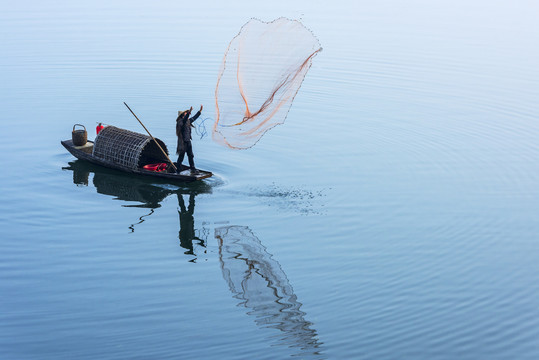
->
xmin=1 ymin=1 xmax=539 ymax=359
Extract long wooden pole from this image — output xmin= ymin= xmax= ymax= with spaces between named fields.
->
xmin=123 ymin=102 xmax=178 ymax=172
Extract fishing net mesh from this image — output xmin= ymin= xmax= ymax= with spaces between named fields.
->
xmin=213 ymin=18 xmax=322 ymax=149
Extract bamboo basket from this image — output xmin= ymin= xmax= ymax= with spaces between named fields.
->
xmin=72 ymin=124 xmax=87 ymax=146
xmin=92 ymin=126 xmax=169 ymax=170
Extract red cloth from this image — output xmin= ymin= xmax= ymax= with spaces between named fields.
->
xmin=143 ymin=163 xmax=168 ymax=172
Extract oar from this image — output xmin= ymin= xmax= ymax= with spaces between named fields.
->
xmin=123 ymin=102 xmax=178 ymax=172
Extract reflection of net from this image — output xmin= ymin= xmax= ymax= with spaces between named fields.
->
xmin=216 ymin=226 xmax=322 ymax=357
xmin=214 ymin=18 xmax=322 ymax=149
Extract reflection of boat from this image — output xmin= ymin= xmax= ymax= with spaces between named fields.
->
xmin=93 ymin=169 xmax=170 ymax=209
xmin=63 ymin=160 xmax=212 ymax=234
xmin=64 ymin=160 xmax=212 ymax=204
xmin=216 ymin=226 xmax=323 ymax=358
xmin=61 ymin=125 xmax=212 ymax=182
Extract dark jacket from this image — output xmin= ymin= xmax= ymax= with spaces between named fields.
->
xmin=176 ymin=110 xmax=201 ymax=154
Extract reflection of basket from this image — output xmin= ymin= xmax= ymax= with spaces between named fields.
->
xmin=72 ymin=124 xmax=87 ymax=146
xmin=73 ymin=168 xmax=90 ymax=186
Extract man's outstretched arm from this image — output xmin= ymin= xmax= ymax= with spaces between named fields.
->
xmin=190 ymin=105 xmax=203 ymax=122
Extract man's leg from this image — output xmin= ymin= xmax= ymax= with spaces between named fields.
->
xmin=177 ymin=150 xmax=186 ymax=172
xmin=186 ymin=142 xmax=196 ymax=170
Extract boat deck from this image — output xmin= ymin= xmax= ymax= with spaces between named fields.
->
xmin=62 ymin=139 xmax=212 ymax=182
xmin=72 ymin=141 xmax=94 ymax=154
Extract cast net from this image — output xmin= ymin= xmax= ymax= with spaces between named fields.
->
xmin=213 ymin=18 xmax=322 ymax=149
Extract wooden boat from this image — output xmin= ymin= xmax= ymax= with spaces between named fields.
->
xmin=61 ymin=125 xmax=212 ymax=182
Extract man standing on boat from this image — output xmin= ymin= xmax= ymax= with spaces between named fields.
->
xmin=176 ymin=105 xmax=203 ymax=174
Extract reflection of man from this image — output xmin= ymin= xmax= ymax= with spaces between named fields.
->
xmin=177 ymin=193 xmax=203 ymax=256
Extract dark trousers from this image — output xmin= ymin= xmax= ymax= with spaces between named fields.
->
xmin=177 ymin=141 xmax=195 ymax=169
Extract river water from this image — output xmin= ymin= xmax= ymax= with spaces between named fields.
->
xmin=1 ymin=1 xmax=539 ymax=359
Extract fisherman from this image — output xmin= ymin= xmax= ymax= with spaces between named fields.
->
xmin=176 ymin=105 xmax=203 ymax=174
